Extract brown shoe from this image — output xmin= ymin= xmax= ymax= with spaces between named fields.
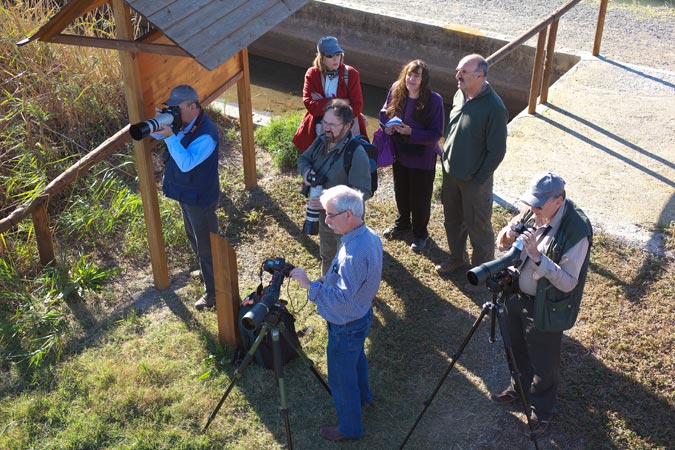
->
xmin=319 ymin=426 xmax=354 ymax=442
xmin=194 ymin=294 xmax=215 ymax=311
xmin=489 ymin=389 xmax=519 ymax=404
xmin=435 ymin=259 xmax=466 ymax=275
xmin=527 ymin=416 xmax=553 ymax=439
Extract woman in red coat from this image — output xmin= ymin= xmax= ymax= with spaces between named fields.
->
xmin=292 ymin=36 xmax=368 ymax=153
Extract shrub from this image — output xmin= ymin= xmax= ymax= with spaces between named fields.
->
xmin=254 ymin=112 xmax=303 ymax=171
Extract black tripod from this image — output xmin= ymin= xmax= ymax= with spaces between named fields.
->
xmin=203 ymin=308 xmax=332 ymax=450
xmin=399 ymin=277 xmax=541 ymax=450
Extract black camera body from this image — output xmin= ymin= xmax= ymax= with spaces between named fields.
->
xmin=241 ymin=258 xmax=295 ymax=331
xmin=129 ymin=106 xmax=182 ymax=141
xmin=301 ymin=173 xmax=327 ymax=198
xmin=261 ymin=257 xmax=295 ymax=277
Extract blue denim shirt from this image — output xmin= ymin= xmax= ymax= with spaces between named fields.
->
xmin=308 ymin=224 xmax=382 ymax=324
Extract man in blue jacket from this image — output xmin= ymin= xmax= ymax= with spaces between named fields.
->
xmin=153 ymin=85 xmax=220 ymax=311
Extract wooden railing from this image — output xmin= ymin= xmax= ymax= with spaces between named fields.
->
xmin=487 ymin=0 xmax=609 ymax=114
xmin=0 ymin=127 xmax=132 ymax=265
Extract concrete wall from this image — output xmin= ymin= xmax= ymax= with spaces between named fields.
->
xmin=250 ymin=1 xmax=580 ymax=114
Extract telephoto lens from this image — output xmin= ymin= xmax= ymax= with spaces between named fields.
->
xmin=302 ymin=185 xmax=324 ymax=235
xmin=129 ymin=106 xmax=181 ymax=141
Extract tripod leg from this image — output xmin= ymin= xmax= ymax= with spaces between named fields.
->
xmin=202 ymin=325 xmax=271 ymax=432
xmin=279 ymin=324 xmax=332 ymax=396
xmin=493 ymin=301 xmax=540 ymax=450
xmin=271 ymin=328 xmax=293 ymax=450
xmin=398 ymin=301 xmax=492 ymax=450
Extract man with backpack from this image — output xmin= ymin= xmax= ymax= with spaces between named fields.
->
xmin=298 ymin=99 xmax=372 ymax=275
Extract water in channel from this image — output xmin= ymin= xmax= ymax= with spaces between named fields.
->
xmin=218 ymin=55 xmax=391 ymax=139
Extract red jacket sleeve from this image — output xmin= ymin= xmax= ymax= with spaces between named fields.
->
xmin=303 ymin=67 xmax=331 ymax=116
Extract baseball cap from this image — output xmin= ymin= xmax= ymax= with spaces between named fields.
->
xmin=317 ymin=36 xmax=343 ymax=55
xmin=521 ymin=172 xmax=566 ymax=207
xmin=164 ymin=85 xmax=198 ymax=106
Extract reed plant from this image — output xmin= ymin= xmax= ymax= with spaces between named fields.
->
xmin=0 ymin=1 xmax=155 ymax=379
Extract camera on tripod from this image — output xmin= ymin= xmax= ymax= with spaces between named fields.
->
xmin=129 ymin=106 xmax=182 ymax=141
xmin=301 ymin=172 xmax=327 ymax=236
xmin=241 ymin=257 xmax=295 ymax=331
xmin=467 ymin=210 xmax=534 ymax=287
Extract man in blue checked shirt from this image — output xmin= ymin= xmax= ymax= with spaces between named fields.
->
xmin=290 ymin=185 xmax=382 ymax=442
xmin=152 ymin=85 xmax=220 ymax=311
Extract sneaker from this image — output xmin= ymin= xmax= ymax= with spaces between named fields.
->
xmin=194 ymin=294 xmax=216 ymax=311
xmin=411 ymin=237 xmax=429 ymax=253
xmin=489 ymin=389 xmax=519 ymax=404
xmin=435 ymin=259 xmax=466 ymax=275
xmin=383 ymin=226 xmax=410 ymax=240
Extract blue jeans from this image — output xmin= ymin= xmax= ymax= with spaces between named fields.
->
xmin=180 ymin=201 xmax=219 ymax=297
xmin=327 ymin=308 xmax=373 ymax=438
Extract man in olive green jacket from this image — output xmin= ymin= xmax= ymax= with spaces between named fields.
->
xmin=436 ymin=54 xmax=508 ymax=275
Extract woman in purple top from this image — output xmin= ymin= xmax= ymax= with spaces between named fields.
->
xmin=380 ymin=60 xmax=445 ymax=253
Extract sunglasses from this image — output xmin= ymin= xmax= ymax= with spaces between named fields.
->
xmin=323 ymin=53 xmax=342 ymax=58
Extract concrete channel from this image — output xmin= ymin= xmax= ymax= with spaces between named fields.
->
xmin=249 ymin=1 xmax=581 ymax=116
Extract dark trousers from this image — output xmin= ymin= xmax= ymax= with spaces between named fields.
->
xmin=505 ymin=293 xmax=563 ymax=421
xmin=440 ymin=171 xmax=495 ymax=266
xmin=392 ymin=161 xmax=436 ymax=239
xmin=180 ymin=200 xmax=219 ymax=297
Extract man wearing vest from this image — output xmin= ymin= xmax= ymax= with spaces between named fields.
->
xmin=153 ymin=85 xmax=221 ymax=311
xmin=489 ymin=172 xmax=592 ymax=439
xmin=298 ymin=99 xmax=372 ymax=275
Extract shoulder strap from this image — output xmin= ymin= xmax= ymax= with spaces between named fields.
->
xmin=343 ymin=65 xmax=349 ymax=89
xmin=343 ymin=136 xmax=359 ymax=175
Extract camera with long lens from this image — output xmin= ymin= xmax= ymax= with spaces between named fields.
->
xmin=302 ymin=172 xmax=327 ymax=236
xmin=467 ymin=211 xmax=534 ymax=287
xmin=241 ymin=257 xmax=295 ymax=331
xmin=129 ymin=106 xmax=182 ymax=141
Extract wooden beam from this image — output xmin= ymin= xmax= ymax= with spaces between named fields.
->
xmin=0 ymin=127 xmax=131 ymax=234
xmin=237 ymin=48 xmax=257 ymax=190
xmin=112 ymin=0 xmax=170 ymax=290
xmin=17 ymin=0 xmax=108 ymax=45
xmin=540 ymin=19 xmax=559 ymax=104
xmin=593 ymin=0 xmax=609 ymax=56
xmin=211 ymin=233 xmax=241 ymax=348
xmin=527 ymin=29 xmax=547 ymax=115
xmin=48 ymin=34 xmax=190 ymax=57
xmin=32 ymin=199 xmax=55 ymax=266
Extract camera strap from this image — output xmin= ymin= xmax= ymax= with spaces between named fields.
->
xmin=310 ymin=137 xmax=348 ymax=182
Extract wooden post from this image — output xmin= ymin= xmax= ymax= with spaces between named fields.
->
xmin=112 ymin=0 xmax=169 ymax=290
xmin=32 ymin=198 xmax=55 ymax=265
xmin=527 ymin=29 xmax=548 ymax=114
xmin=211 ymin=233 xmax=241 ymax=348
xmin=593 ymin=0 xmax=609 ymax=56
xmin=237 ymin=48 xmax=257 ymax=191
xmin=540 ymin=19 xmax=559 ymax=104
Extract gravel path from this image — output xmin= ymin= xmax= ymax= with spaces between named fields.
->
xmin=324 ymin=0 xmax=675 ymax=71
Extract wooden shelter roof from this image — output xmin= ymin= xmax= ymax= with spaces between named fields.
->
xmin=18 ymin=0 xmax=308 ymax=70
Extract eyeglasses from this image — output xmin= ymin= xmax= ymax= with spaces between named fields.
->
xmin=322 ymin=121 xmax=344 ymax=129
xmin=455 ymin=68 xmax=481 ymax=76
xmin=323 ymin=53 xmax=342 ymax=58
xmin=326 ymin=210 xmax=348 ymax=219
